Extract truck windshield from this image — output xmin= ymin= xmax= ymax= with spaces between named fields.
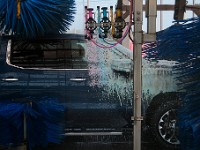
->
xmin=9 ymin=38 xmax=87 ymax=69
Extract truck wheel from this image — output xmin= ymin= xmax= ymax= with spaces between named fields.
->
xmin=149 ymin=99 xmax=180 ymax=149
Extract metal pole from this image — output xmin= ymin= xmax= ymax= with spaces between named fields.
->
xmin=193 ymin=0 xmax=195 ymax=18
xmin=160 ymin=0 xmax=163 ymax=30
xmin=133 ymin=0 xmax=143 ymax=150
xmin=87 ymin=0 xmax=89 ymax=8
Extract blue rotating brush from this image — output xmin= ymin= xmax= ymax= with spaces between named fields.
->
xmin=0 ymin=0 xmax=76 ymax=37
xmin=143 ymin=17 xmax=200 ymax=150
xmin=0 ymin=97 xmax=65 ymax=149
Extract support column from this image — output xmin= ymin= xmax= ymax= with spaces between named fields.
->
xmin=133 ymin=0 xmax=143 ymax=150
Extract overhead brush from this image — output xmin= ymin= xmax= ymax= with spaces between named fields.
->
xmin=0 ymin=0 xmax=76 ymax=38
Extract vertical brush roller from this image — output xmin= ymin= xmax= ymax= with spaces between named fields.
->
xmin=143 ymin=17 xmax=200 ymax=150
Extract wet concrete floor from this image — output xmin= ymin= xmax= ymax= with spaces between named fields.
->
xmin=1 ymin=135 xmax=179 ymax=150
xmin=33 ymin=135 xmax=172 ymax=150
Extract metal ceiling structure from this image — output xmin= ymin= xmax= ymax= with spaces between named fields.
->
xmin=117 ymin=0 xmax=200 ymax=20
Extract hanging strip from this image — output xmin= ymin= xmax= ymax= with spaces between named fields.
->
xmin=16 ymin=0 xmax=21 ymax=19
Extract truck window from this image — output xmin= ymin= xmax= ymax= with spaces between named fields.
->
xmin=9 ymin=38 xmax=87 ymax=69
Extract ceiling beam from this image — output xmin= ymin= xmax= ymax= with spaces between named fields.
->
xmin=121 ymin=4 xmax=200 ymax=19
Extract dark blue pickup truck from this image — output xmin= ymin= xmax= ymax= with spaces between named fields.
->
xmin=0 ymin=34 xmax=180 ymax=149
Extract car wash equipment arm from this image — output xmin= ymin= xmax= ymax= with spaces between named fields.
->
xmin=114 ymin=8 xmax=126 ymax=38
xmin=85 ymin=8 xmax=97 ymax=38
xmin=100 ymin=7 xmax=111 ymax=38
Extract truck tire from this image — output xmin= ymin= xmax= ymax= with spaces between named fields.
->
xmin=148 ymin=95 xmax=180 ymax=149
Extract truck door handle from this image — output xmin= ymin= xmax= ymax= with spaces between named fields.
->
xmin=2 ymin=77 xmax=19 ymax=82
xmin=70 ymin=78 xmax=86 ymax=82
